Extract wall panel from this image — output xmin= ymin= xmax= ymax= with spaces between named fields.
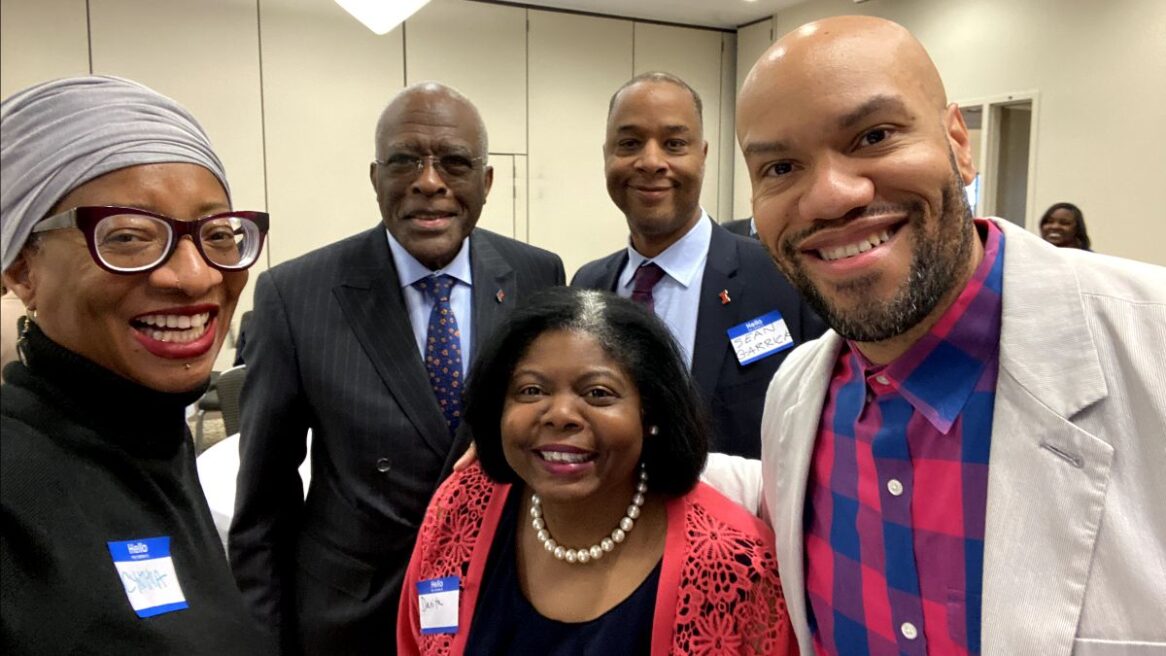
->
xmin=476 ymin=154 xmax=515 ymax=238
xmin=405 ymin=0 xmax=527 ymax=154
xmin=528 ymin=11 xmax=632 ymax=277
xmin=717 ymin=32 xmax=738 ymax=223
xmin=0 ymin=0 xmax=89 ymax=99
xmin=732 ymin=18 xmax=774 ymax=219
xmin=259 ymin=0 xmax=404 ymax=266
xmin=514 ymin=154 xmax=529 ymax=242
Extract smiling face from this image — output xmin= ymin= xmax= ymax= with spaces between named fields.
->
xmin=737 ymin=17 xmax=982 ymax=363
xmin=604 ymin=80 xmax=708 ymax=257
xmin=370 ymin=85 xmax=493 ymax=270
xmin=2 ymin=163 xmax=245 ymax=392
xmin=501 ymin=329 xmax=644 ymax=508
xmin=1041 ymin=207 xmax=1080 ymax=247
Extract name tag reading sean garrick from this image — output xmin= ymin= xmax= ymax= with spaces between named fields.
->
xmin=728 ymin=311 xmax=794 ymax=366
xmin=106 ymin=536 xmax=188 ymax=618
xmin=417 ymin=575 xmax=460 ymax=634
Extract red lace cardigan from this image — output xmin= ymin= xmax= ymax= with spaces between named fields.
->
xmin=398 ymin=464 xmax=797 ymax=655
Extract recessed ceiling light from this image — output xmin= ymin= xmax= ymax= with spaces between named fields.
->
xmin=334 ymin=0 xmax=431 ymax=35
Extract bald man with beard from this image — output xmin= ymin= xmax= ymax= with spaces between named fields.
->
xmin=733 ymin=15 xmax=1166 ymax=655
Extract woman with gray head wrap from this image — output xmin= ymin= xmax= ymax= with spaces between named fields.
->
xmin=0 ymin=76 xmax=271 ymax=655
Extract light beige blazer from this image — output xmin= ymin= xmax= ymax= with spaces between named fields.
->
xmin=760 ymin=219 xmax=1166 ymax=654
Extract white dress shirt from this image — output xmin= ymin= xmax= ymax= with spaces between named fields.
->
xmin=616 ymin=209 xmax=711 ymax=368
xmin=386 ymin=230 xmax=473 ymax=372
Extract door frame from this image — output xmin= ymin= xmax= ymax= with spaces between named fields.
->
xmin=957 ymin=90 xmax=1041 ymax=229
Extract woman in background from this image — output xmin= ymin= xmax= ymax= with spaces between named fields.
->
xmin=1 ymin=76 xmax=270 ymax=654
xmin=399 ymin=287 xmax=795 ymax=655
xmin=1039 ymin=202 xmax=1092 ymax=250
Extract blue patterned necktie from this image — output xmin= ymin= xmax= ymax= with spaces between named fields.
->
xmin=413 ymin=275 xmax=463 ymax=435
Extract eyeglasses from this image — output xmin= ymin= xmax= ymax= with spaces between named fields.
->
xmin=374 ymin=153 xmax=487 ymax=180
xmin=32 ymin=206 xmax=270 ymax=274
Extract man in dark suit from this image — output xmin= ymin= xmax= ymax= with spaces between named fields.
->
xmin=573 ymin=72 xmax=823 ymax=458
xmin=229 ymin=82 xmax=564 ymax=655
xmin=722 ymin=216 xmax=757 ymax=238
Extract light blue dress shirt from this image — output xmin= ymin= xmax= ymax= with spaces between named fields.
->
xmin=386 ymin=230 xmax=473 ymax=373
xmin=617 ymin=210 xmax=711 ymax=368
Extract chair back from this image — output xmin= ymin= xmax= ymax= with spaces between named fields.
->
xmin=216 ymin=364 xmax=247 ymax=436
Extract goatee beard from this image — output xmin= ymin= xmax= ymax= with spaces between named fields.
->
xmin=774 ymin=163 xmax=976 ymax=344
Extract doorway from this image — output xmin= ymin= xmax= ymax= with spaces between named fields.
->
xmin=959 ymin=92 xmax=1039 ymax=228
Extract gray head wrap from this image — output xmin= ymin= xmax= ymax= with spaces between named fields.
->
xmin=0 ymin=75 xmax=229 ymax=272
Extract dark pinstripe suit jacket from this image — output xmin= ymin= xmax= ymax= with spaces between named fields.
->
xmin=229 ymin=226 xmax=564 ymax=655
xmin=571 ymin=221 xmax=824 ymax=459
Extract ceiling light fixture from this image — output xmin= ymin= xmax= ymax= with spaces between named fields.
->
xmin=334 ymin=0 xmax=431 ymax=35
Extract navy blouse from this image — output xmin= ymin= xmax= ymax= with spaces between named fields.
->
xmin=465 ymin=487 xmax=660 ymax=655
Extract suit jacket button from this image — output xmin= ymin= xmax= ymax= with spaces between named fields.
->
xmin=375 ymin=457 xmax=392 ymax=473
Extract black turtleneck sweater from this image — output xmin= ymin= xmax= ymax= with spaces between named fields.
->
xmin=1 ymin=324 xmax=269 ymax=655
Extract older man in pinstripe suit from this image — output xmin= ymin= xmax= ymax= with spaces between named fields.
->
xmin=229 ymin=82 xmax=564 ymax=656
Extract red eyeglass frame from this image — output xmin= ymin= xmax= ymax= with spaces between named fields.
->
xmin=32 ymin=205 xmax=270 ymax=274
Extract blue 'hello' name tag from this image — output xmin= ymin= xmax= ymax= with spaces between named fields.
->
xmin=727 ymin=311 xmax=794 ymax=365
xmin=417 ymin=576 xmax=460 ymax=634
xmin=106 ymin=536 xmax=188 ymax=618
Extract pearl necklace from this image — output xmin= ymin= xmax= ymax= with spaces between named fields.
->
xmin=530 ymin=467 xmax=648 ymax=565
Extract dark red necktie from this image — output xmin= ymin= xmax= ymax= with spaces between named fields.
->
xmin=630 ymin=262 xmax=666 ymax=312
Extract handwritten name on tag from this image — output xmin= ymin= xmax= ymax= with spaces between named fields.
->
xmin=106 ymin=537 xmax=188 ymax=618
xmin=417 ymin=576 xmax=460 ymax=635
xmin=727 ymin=311 xmax=794 ymax=366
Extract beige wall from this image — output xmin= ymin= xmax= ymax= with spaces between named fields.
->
xmin=0 ymin=0 xmax=737 ymax=368
xmin=763 ymin=0 xmax=1166 ymax=265
xmin=732 ymin=18 xmax=775 ymax=219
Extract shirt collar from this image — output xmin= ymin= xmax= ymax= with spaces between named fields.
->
xmin=620 ymin=209 xmax=712 ymax=290
xmin=848 ymin=219 xmax=1005 ymax=433
xmin=385 ymin=228 xmax=473 ymax=288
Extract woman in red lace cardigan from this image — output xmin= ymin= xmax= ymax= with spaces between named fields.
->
xmin=398 ymin=287 xmax=797 ymax=655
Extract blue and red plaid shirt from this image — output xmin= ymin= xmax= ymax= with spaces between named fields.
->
xmin=804 ymin=220 xmax=1004 ymax=655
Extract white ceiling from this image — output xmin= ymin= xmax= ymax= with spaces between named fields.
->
xmin=501 ymin=0 xmax=807 ymax=30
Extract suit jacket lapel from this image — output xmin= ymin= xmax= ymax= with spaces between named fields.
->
xmin=437 ymin=233 xmax=519 ymax=475
xmin=691 ymin=226 xmax=744 ymax=398
xmin=469 ymin=232 xmax=516 ymax=354
xmin=593 ymin=251 xmax=627 ymax=293
xmin=980 ymin=220 xmax=1112 ymax=655
xmin=333 ymin=227 xmax=451 ymax=458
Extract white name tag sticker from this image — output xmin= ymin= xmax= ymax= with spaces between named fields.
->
xmin=106 ymin=537 xmax=188 ymax=618
xmin=417 ymin=576 xmax=460 ymax=635
xmin=728 ymin=311 xmax=794 ymax=366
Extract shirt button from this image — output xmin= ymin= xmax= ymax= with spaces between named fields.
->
xmin=875 ymin=374 xmax=890 ymax=385
xmin=887 ymin=479 xmax=904 ymax=496
xmin=901 ymin=622 xmax=918 ymax=640
xmin=375 ymin=457 xmax=392 ymax=473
